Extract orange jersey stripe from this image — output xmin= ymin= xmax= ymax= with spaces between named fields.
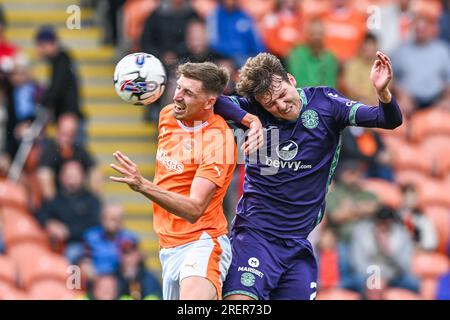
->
xmin=153 ymin=105 xmax=237 ymax=248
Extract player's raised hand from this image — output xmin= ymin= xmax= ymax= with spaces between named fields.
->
xmin=110 ymin=151 xmax=145 ymax=193
xmin=371 ymin=51 xmax=393 ymax=102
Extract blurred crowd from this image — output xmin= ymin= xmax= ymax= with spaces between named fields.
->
xmin=1 ymin=0 xmax=450 ymax=299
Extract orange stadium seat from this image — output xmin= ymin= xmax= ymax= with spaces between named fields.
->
xmin=316 ymin=288 xmax=361 ymax=300
xmin=361 ymin=178 xmax=403 ymax=209
xmin=435 ymin=149 xmax=450 ymax=179
xmin=420 ymin=278 xmax=438 ymax=300
xmin=384 ymin=288 xmax=422 ymax=300
xmin=0 ymin=255 xmax=17 ymax=287
xmin=29 ymin=279 xmax=78 ymax=300
xmin=410 ymin=108 xmax=450 ymax=142
xmin=412 ymin=251 xmax=449 ymax=279
xmin=390 ymin=143 xmax=433 ymax=176
xmin=422 ymin=206 xmax=450 ymax=254
xmin=17 ymin=252 xmax=70 ymax=289
xmin=420 ymin=136 xmax=450 ymax=177
xmin=0 ymin=282 xmax=29 ymax=300
xmin=395 ymin=170 xmax=429 ymax=189
xmin=1 ymin=207 xmax=48 ymax=248
xmin=0 ymin=180 xmax=28 ymax=210
xmin=417 ymin=179 xmax=450 ymax=209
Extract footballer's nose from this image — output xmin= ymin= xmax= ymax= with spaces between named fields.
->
xmin=173 ymin=90 xmax=183 ymax=102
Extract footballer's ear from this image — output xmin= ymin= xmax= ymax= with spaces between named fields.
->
xmin=204 ymin=96 xmax=216 ymax=110
xmin=287 ymin=73 xmax=297 ymax=87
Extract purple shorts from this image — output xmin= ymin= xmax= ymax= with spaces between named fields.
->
xmin=222 ymin=227 xmax=318 ymax=300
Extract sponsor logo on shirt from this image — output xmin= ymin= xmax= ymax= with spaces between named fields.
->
xmin=276 ymin=140 xmax=298 ymax=161
xmin=156 ymin=148 xmax=184 ymax=174
xmin=248 ymin=257 xmax=260 ymax=268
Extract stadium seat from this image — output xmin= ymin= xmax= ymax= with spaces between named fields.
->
xmin=28 ymin=279 xmax=78 ymax=300
xmin=0 ymin=180 xmax=28 ymax=210
xmin=0 ymin=255 xmax=17 ymax=287
xmin=420 ymin=278 xmax=438 ymax=300
xmin=435 ymin=149 xmax=450 ymax=179
xmin=420 ymin=136 xmax=450 ymax=177
xmin=316 ymin=288 xmax=361 ymax=300
xmin=17 ymin=252 xmax=70 ymax=289
xmin=0 ymin=282 xmax=29 ymax=300
xmin=6 ymin=242 xmax=51 ymax=287
xmin=361 ymin=178 xmax=403 ymax=209
xmin=1 ymin=207 xmax=49 ymax=248
xmin=412 ymin=251 xmax=449 ymax=279
xmin=410 ymin=108 xmax=450 ymax=143
xmin=422 ymin=206 xmax=450 ymax=254
xmin=383 ymin=288 xmax=422 ymax=300
xmin=395 ymin=170 xmax=429 ymax=189
xmin=390 ymin=143 xmax=433 ymax=176
xmin=417 ymin=179 xmax=450 ymax=210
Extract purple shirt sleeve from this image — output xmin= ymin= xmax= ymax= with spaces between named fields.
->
xmin=214 ymin=95 xmax=254 ymax=124
xmin=326 ymin=88 xmax=403 ymax=130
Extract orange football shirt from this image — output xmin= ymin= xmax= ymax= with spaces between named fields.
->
xmin=152 ymin=104 xmax=237 ymax=248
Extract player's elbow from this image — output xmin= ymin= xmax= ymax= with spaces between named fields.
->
xmin=187 ymin=206 xmax=206 ymax=224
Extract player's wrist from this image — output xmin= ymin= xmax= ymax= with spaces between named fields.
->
xmin=377 ymin=89 xmax=392 ymax=103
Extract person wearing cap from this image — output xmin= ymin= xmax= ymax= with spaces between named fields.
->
xmin=115 ymin=238 xmax=162 ymax=300
xmin=34 ymin=25 xmax=85 ymax=142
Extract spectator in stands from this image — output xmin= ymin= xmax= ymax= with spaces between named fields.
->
xmin=4 ymin=55 xmax=39 ymax=158
xmin=37 ymin=113 xmax=102 ymax=201
xmin=206 ymin=0 xmax=266 ymax=67
xmin=34 ymin=26 xmax=85 ymax=142
xmin=350 ymin=206 xmax=420 ymax=296
xmin=439 ymin=0 xmax=450 ymax=45
xmin=116 ymin=238 xmax=162 ymax=300
xmin=327 ymin=160 xmax=380 ymax=244
xmin=84 ymin=274 xmax=120 ymax=300
xmin=370 ymin=0 xmax=414 ymax=55
xmin=122 ymin=0 xmax=158 ymax=51
xmin=436 ymin=271 xmax=450 ymax=300
xmin=326 ymin=160 xmax=380 ymax=293
xmin=322 ymin=0 xmax=367 ymax=62
xmin=316 ymin=227 xmax=341 ymax=290
xmin=140 ymin=0 xmax=199 ymax=122
xmin=104 ymin=0 xmax=125 ymax=46
xmin=259 ymin=0 xmax=303 ymax=59
xmin=83 ymin=202 xmax=139 ymax=275
xmin=0 ymin=152 xmax=9 ymax=178
xmin=180 ymin=19 xmax=223 ymax=63
xmin=392 ymin=11 xmax=450 ymax=111
xmin=340 ymin=127 xmax=394 ymax=181
xmin=0 ymin=12 xmax=17 ymax=72
xmin=140 ymin=0 xmax=198 ymax=71
xmin=287 ymin=18 xmax=338 ymax=88
xmin=343 ymin=33 xmax=380 ymax=106
xmin=36 ymin=160 xmax=101 ymax=263
xmin=436 ymin=241 xmax=450 ymax=299
xmin=398 ymin=184 xmax=437 ymax=251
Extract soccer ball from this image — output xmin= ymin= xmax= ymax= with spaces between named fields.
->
xmin=113 ymin=52 xmax=166 ymax=105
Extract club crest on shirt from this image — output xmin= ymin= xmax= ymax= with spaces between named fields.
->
xmin=301 ymin=109 xmax=319 ymax=129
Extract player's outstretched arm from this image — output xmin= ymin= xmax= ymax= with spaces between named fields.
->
xmin=370 ymin=51 xmax=393 ymax=103
xmin=109 ymin=151 xmax=216 ymax=223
